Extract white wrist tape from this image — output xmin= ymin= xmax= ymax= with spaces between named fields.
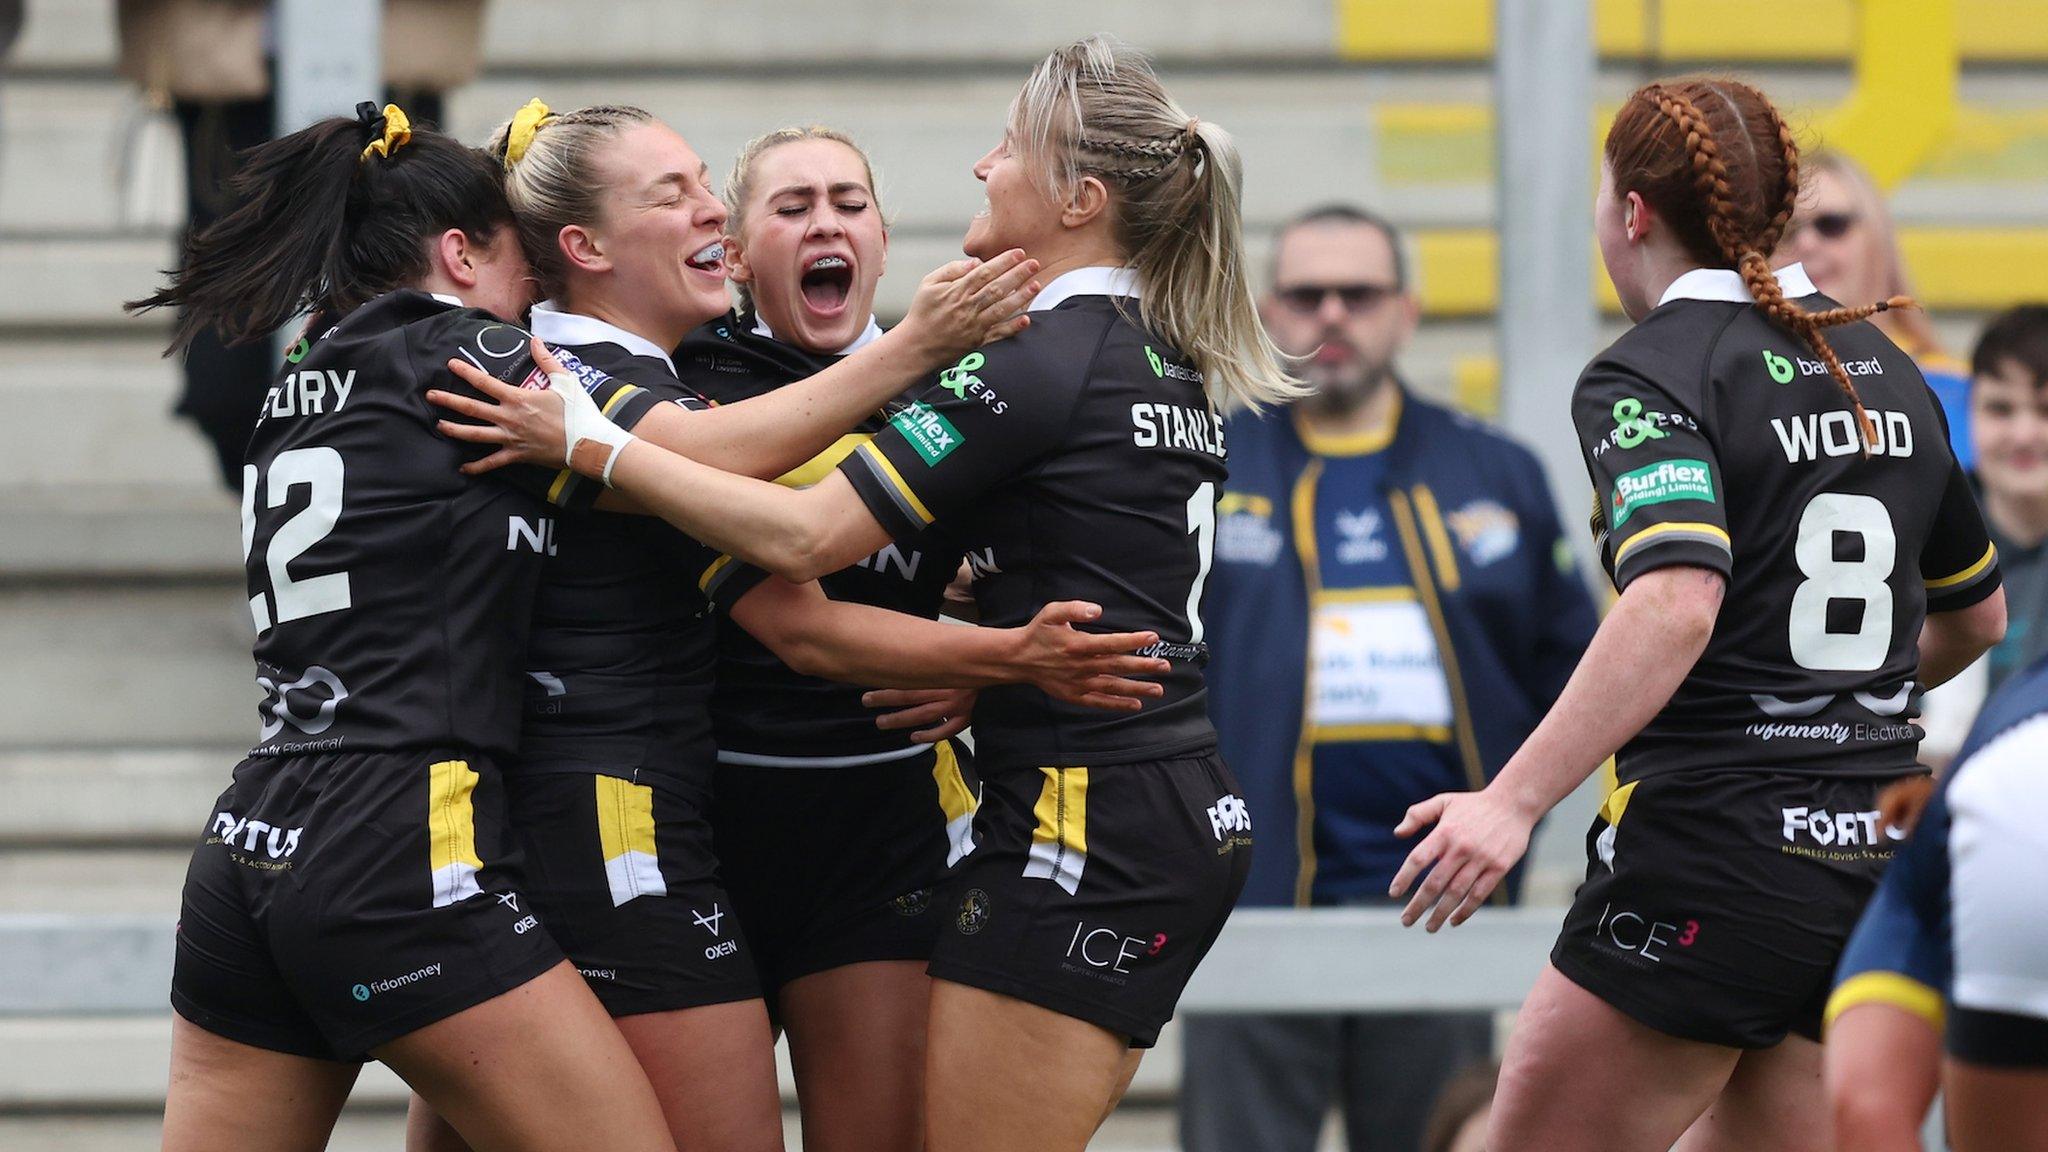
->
xmin=546 ymin=369 xmax=636 ymax=487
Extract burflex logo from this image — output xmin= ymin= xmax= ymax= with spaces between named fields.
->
xmin=1763 ymin=349 xmax=1795 ymax=384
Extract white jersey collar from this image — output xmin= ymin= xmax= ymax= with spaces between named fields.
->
xmin=529 ymin=300 xmax=676 ymax=374
xmin=428 ymin=292 xmax=465 ymax=308
xmin=751 ymin=311 xmax=884 ymax=356
xmin=1030 ymin=265 xmax=1141 ymax=312
xmin=1657 ymin=261 xmax=1818 ymax=307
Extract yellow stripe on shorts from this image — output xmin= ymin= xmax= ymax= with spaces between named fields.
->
xmin=427 ymin=760 xmax=484 ymax=908
xmin=595 ymin=775 xmax=666 ymax=907
xmin=933 ymin=741 xmax=979 ymax=867
xmin=1024 ymin=766 xmax=1089 ymax=895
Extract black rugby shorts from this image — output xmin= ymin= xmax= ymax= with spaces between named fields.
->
xmin=927 ymin=750 xmax=1252 ymax=1047
xmin=1552 ymin=766 xmax=1911 ymax=1049
xmin=505 ymin=770 xmax=760 ymax=1016
xmin=172 ymin=750 xmax=562 ymax=1061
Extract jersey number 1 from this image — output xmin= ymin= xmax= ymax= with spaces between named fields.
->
xmin=1185 ymin=481 xmax=1216 ymax=644
xmin=1789 ymin=492 xmax=1895 ymax=672
xmin=241 ymin=447 xmax=352 ymax=634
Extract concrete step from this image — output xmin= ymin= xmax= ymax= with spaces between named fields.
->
xmin=0 ymin=582 xmax=254 ymax=747
xmin=0 ymin=342 xmax=218 ymax=492
xmin=0 ymin=848 xmax=189 ymax=914
xmin=0 ymin=749 xmax=234 ymax=846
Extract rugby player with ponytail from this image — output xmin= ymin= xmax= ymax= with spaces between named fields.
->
xmin=1389 ymin=78 xmax=2006 ymax=1151
xmin=128 ymin=104 xmax=681 ymax=1152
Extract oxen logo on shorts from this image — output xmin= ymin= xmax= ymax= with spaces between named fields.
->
xmin=894 ymin=888 xmax=932 ymax=917
xmin=956 ymin=888 xmax=992 ymax=935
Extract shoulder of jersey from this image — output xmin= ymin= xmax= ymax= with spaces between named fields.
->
xmin=675 ymin=312 xmax=828 ymax=400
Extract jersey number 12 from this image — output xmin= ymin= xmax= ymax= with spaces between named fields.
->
xmin=241 ymin=447 xmax=352 ymax=634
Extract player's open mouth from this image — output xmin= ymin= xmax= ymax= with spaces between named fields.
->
xmin=800 ymin=254 xmax=853 ymax=316
xmin=685 ymin=241 xmax=725 ymax=276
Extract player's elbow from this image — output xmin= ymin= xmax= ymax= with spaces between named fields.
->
xmin=1626 ymin=565 xmax=1724 ymax=650
xmin=1940 ymin=588 xmax=2007 ymax=655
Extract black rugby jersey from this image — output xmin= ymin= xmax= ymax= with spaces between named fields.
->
xmin=837 ymin=270 xmax=1225 ymax=773
xmin=1573 ymin=265 xmax=2001 ymax=782
xmin=676 ymin=311 xmax=965 ymax=766
xmin=243 ymin=290 xmax=626 ymax=759
xmin=516 ymin=312 xmax=766 ymax=780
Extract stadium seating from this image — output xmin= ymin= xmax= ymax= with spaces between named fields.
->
xmin=3 ymin=1 xmax=2033 ymax=1146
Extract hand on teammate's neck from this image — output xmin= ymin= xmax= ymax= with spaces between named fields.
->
xmin=1300 ymin=370 xmax=1398 ymax=442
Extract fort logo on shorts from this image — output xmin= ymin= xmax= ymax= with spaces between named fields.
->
xmin=890 ymin=402 xmax=964 ymax=466
xmin=1610 ymin=458 xmax=1715 ymax=527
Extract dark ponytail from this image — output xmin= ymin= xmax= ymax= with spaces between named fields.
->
xmin=127 ymin=104 xmax=513 ymax=355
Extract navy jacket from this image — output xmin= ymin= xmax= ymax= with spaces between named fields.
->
xmin=1208 ymin=389 xmax=1599 ymax=906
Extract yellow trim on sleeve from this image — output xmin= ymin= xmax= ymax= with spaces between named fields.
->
xmin=599 ymin=384 xmax=642 ymax=417
xmin=1613 ymin=521 xmax=1731 ymax=565
xmin=1826 ymin=971 xmax=1946 ymax=1032
xmin=1413 ymin=484 xmax=1463 ymax=593
xmin=777 ymin=433 xmax=871 ymax=489
xmin=698 ymin=554 xmax=734 ymax=594
xmin=545 ymin=467 xmax=575 ymax=505
xmin=1926 ymin=542 xmax=1997 ymax=590
xmin=856 ymin=442 xmax=935 ymax=525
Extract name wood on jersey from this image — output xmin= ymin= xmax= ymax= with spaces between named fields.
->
xmin=265 ymin=369 xmax=357 ymax=420
xmin=1769 ymin=408 xmax=1914 ymax=463
xmin=1130 ymin=402 xmax=1225 ymax=456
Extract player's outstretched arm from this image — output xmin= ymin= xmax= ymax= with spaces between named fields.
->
xmin=729 ymin=578 xmax=1169 ymax=713
xmin=628 ymin=252 xmax=1039 ymax=481
xmin=434 ymin=339 xmax=893 ymax=583
xmin=1388 ymin=565 xmax=1726 ymax=932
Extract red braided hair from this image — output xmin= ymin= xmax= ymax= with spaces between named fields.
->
xmin=1606 ymin=78 xmax=1912 ymax=454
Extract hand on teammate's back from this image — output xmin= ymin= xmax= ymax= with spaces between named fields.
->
xmin=865 ymin=687 xmax=977 ymax=743
xmin=1010 ymin=601 xmax=1171 ymax=712
xmin=433 ymin=340 xmax=576 ymax=474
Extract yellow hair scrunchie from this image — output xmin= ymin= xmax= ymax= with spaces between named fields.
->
xmin=504 ymin=98 xmax=555 ymax=168
xmin=361 ymin=103 xmax=412 ymax=161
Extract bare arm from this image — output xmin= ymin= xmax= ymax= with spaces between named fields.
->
xmin=729 ymin=578 xmax=1169 ymax=711
xmin=1389 ymin=565 xmax=1727 ymax=930
xmin=629 ymin=253 xmax=1040 ymax=480
xmin=1916 ymin=586 xmax=2006 ymax=689
xmin=433 ymin=346 xmax=895 ymax=583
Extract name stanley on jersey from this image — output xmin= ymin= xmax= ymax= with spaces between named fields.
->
xmin=1130 ymin=402 xmax=1226 ymax=457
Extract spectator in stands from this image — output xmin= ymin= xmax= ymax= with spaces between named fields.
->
xmin=1178 ymin=204 xmax=1597 ymax=1152
xmin=1784 ymin=150 xmax=1974 ymax=466
xmin=1421 ymin=1062 xmax=1497 ymax=1152
xmin=1969 ymin=305 xmax=2048 ymax=692
xmin=115 ymin=0 xmax=489 ymax=488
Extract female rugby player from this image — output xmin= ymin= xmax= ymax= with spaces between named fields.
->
xmin=433 ymin=37 xmax=1298 ymax=1152
xmin=408 ymin=102 xmax=1171 ymax=1152
xmin=677 ymin=125 xmax=978 ymax=1152
xmin=1387 ymin=78 xmax=2008 ymax=1151
xmin=126 ymin=105 xmax=678 ymax=1152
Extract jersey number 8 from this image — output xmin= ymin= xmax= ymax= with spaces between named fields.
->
xmin=241 ymin=447 xmax=352 ymax=634
xmin=1789 ymin=492 xmax=1896 ymax=672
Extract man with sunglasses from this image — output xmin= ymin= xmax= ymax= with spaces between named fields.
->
xmin=1178 ymin=205 xmax=1597 ymax=1152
